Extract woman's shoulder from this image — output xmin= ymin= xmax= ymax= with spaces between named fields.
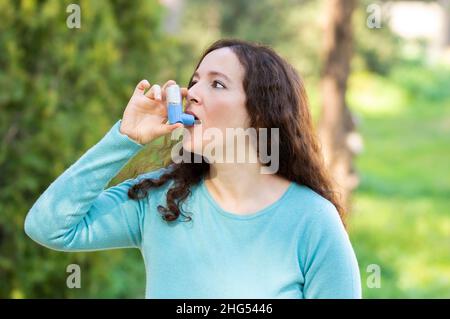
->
xmin=136 ymin=166 xmax=173 ymax=181
xmin=289 ymin=183 xmax=353 ymax=264
xmin=286 ymin=182 xmax=343 ymax=228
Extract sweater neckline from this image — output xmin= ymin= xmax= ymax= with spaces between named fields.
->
xmin=199 ymin=175 xmax=295 ymax=220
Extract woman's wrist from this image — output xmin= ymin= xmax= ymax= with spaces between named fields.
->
xmin=119 ymin=122 xmax=143 ymax=145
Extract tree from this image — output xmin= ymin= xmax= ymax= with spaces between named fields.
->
xmin=318 ymin=0 xmax=361 ymax=212
xmin=0 ymin=0 xmax=177 ymax=298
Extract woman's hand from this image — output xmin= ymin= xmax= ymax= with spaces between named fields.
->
xmin=119 ymin=79 xmax=188 ymax=145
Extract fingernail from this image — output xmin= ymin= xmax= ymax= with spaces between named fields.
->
xmin=154 ymin=85 xmax=162 ymax=100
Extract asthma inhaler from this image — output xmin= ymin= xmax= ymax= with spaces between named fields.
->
xmin=166 ymin=84 xmax=201 ymax=126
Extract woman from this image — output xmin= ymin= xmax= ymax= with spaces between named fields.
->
xmin=24 ymin=39 xmax=361 ymax=298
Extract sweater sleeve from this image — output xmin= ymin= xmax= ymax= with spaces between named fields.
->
xmin=24 ymin=120 xmax=161 ymax=252
xmin=300 ymin=202 xmax=362 ymax=299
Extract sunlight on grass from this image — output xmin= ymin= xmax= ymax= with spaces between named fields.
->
xmin=347 ymin=65 xmax=450 ymax=298
xmin=397 ymin=255 xmax=450 ymax=298
xmin=350 ymin=194 xmax=450 ymax=298
xmin=348 ymin=71 xmax=408 ymax=117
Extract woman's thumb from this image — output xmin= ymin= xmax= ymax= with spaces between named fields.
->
xmin=162 ymin=123 xmax=184 ymax=135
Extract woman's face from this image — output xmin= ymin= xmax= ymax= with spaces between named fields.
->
xmin=182 ymin=47 xmax=249 ymax=158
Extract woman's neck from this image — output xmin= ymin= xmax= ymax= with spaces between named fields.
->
xmin=204 ymin=162 xmax=291 ymax=214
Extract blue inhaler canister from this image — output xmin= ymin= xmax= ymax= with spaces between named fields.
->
xmin=166 ymin=84 xmax=200 ymax=126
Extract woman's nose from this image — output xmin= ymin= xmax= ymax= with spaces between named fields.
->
xmin=187 ymin=87 xmax=201 ymax=105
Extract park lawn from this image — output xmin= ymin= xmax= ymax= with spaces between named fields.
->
xmin=347 ymin=66 xmax=450 ymax=298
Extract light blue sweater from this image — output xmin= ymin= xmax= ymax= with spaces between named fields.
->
xmin=24 ymin=120 xmax=362 ymax=299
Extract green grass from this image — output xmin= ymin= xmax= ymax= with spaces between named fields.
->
xmin=346 ymin=64 xmax=450 ymax=298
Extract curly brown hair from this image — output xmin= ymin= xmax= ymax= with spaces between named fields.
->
xmin=127 ymin=38 xmax=345 ymax=226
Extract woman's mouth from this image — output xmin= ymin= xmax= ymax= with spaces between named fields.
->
xmin=184 ymin=109 xmax=202 ymax=124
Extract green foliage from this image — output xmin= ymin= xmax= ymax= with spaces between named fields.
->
xmin=348 ymin=62 xmax=450 ymax=298
xmin=0 ymin=0 xmax=187 ymax=298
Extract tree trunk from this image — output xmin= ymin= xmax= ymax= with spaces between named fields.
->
xmin=318 ymin=0 xmax=360 ymax=213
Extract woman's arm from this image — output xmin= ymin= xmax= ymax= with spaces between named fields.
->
xmin=24 ymin=120 xmax=161 ymax=252
xmin=24 ymin=79 xmax=185 ymax=252
xmin=299 ymin=202 xmax=362 ymax=299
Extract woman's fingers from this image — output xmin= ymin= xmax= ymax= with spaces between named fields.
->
xmin=145 ymin=84 xmax=162 ymax=100
xmin=134 ymin=79 xmax=151 ymax=96
xmin=141 ymin=80 xmax=181 ymax=104
xmin=158 ymin=122 xmax=184 ymax=136
xmin=161 ymin=80 xmax=177 ymax=101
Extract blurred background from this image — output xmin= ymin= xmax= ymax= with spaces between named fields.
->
xmin=0 ymin=0 xmax=449 ymax=298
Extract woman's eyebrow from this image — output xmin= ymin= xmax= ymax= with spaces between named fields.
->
xmin=193 ymin=70 xmax=231 ymax=82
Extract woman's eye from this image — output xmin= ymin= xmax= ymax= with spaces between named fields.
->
xmin=189 ymin=80 xmax=225 ymax=89
xmin=212 ymin=80 xmax=225 ymax=89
